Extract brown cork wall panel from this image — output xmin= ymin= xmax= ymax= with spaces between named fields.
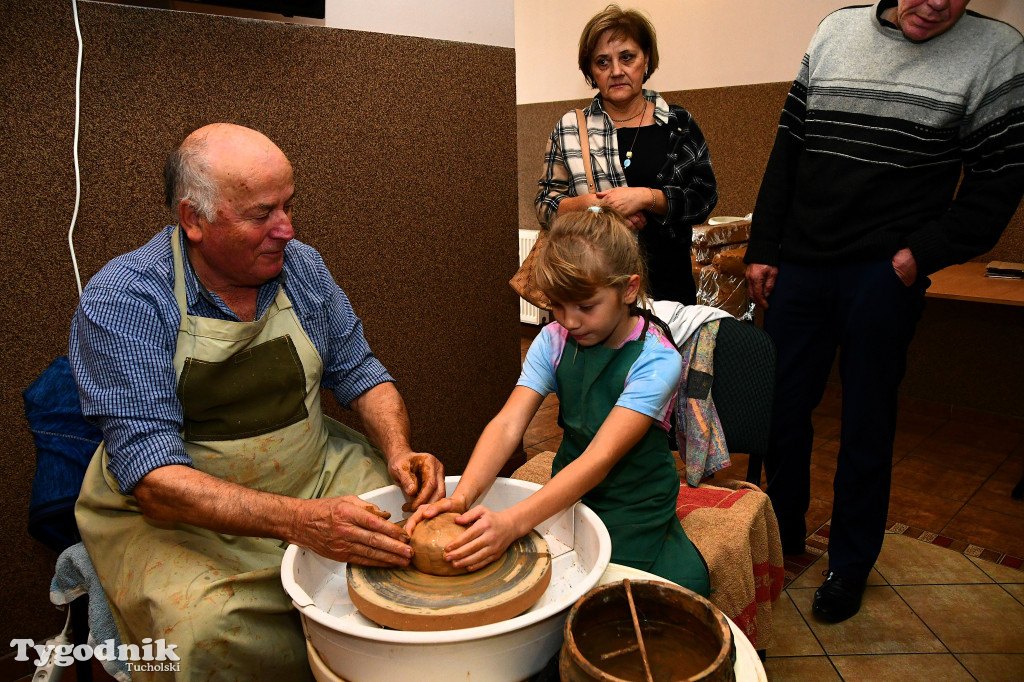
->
xmin=517 ymin=82 xmax=1024 ymax=261
xmin=1 ymin=0 xmax=519 ymax=644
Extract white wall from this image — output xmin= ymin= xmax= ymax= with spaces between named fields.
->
xmin=154 ymin=0 xmax=516 ymax=47
xmin=325 ymin=0 xmax=515 ymax=47
xmin=514 ymin=0 xmax=1024 ymax=104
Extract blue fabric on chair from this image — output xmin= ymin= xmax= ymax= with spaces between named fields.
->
xmin=24 ymin=356 xmax=102 ymax=553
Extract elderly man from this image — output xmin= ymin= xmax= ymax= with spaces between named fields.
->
xmin=70 ymin=123 xmax=444 ymax=678
xmin=745 ymin=0 xmax=1024 ymax=623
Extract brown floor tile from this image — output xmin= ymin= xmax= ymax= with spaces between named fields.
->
xmin=898 ymin=584 xmax=1024 ymax=653
xmin=875 ymin=534 xmax=993 ymax=585
xmin=1005 ymin=583 xmax=1024 ymax=606
xmin=968 ymin=458 xmax=1024 ymax=520
xmin=762 ymin=656 xmax=842 ymax=681
xmin=891 ymin=455 xmax=989 ymax=502
xmin=815 ymin=391 xmax=843 ymax=419
xmin=808 ymin=461 xmax=837 ymax=502
xmin=522 ymin=406 xmax=562 ymax=449
xmin=899 ymin=396 xmax=954 ymax=421
xmin=929 ymin=421 xmax=1024 ymax=455
xmin=811 ymin=413 xmax=842 ymax=440
xmin=766 ymin=592 xmax=824 ymax=657
xmin=943 ymin=504 xmax=1024 ymax=558
xmin=952 ymin=407 xmax=1024 ymax=434
xmin=897 ymin=407 xmax=952 ymax=433
xmin=790 ymin=585 xmax=944 ymax=655
xmin=831 ymin=653 xmax=974 ymax=682
xmin=539 ymin=392 xmax=559 ymax=410
xmin=804 ymin=498 xmax=833 ymax=538
xmin=954 ymin=653 xmax=1024 ymax=682
xmin=970 ymin=557 xmax=1024 ymax=584
xmin=887 ymin=483 xmax=965 ymax=531
xmin=905 ymin=437 xmax=1007 ymax=478
xmin=811 ymin=439 xmax=839 ymax=467
xmin=893 ymin=428 xmax=934 ymax=458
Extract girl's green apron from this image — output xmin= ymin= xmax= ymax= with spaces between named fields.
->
xmin=75 ymin=226 xmax=392 ymax=680
xmin=552 ymin=317 xmax=710 ymax=596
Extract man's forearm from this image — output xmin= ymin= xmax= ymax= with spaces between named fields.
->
xmin=133 ymin=464 xmax=304 ymax=542
xmin=349 ymin=381 xmax=413 ymax=462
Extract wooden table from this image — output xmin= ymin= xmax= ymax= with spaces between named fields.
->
xmin=925 ymin=262 xmax=1024 ymax=498
xmin=926 ymin=261 xmax=1024 ymax=306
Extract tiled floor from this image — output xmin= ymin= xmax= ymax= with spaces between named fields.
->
xmin=519 ymin=333 xmax=1024 ymax=681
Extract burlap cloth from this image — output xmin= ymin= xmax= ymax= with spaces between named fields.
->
xmin=511 ymin=451 xmax=784 ymax=651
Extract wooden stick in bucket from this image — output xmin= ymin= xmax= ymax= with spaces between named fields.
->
xmin=623 ymin=579 xmax=654 ymax=682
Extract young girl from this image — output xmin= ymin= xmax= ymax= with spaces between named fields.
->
xmin=407 ymin=206 xmax=709 ymax=596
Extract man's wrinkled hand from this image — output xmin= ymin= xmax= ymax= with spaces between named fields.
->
xmin=746 ymin=263 xmax=779 ymax=309
xmin=388 ymin=451 xmax=445 ymax=512
xmin=297 ymin=495 xmax=412 ymax=567
xmin=892 ymin=247 xmax=917 ymax=286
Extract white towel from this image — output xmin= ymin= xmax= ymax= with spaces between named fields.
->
xmin=650 ymin=300 xmax=732 ymax=347
xmin=50 ymin=542 xmax=130 ymax=681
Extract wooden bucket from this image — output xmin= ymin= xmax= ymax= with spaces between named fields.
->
xmin=559 ymin=580 xmax=735 ymax=682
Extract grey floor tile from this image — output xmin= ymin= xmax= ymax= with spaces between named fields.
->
xmin=897 ymin=584 xmax=1024 ymax=653
xmin=970 ymin=557 xmax=1024 ymax=584
xmin=830 ymin=653 xmax=974 ymax=681
xmin=955 ymin=653 xmax=1024 ymax=682
xmin=790 ymin=586 xmax=944 ymax=655
xmin=766 ymin=592 xmax=824 ymax=658
xmin=875 ymin=534 xmax=993 ymax=585
xmin=762 ymin=656 xmax=841 ymax=681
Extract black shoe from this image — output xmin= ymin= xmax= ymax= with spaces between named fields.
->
xmin=812 ymin=571 xmax=866 ymax=623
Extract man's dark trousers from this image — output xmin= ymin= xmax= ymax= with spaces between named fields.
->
xmin=763 ymin=260 xmax=928 ymax=579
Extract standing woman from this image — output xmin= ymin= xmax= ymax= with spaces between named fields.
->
xmin=535 ymin=4 xmax=718 ymax=305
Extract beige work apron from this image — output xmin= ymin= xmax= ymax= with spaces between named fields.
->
xmin=76 ymin=226 xmax=391 ymax=681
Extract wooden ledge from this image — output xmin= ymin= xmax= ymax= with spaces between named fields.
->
xmin=926 ymin=262 xmax=1024 ymax=307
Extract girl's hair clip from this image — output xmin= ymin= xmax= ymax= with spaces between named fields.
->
xmin=587 ymin=205 xmax=603 ymax=213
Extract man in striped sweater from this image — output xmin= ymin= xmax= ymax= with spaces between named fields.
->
xmin=745 ymin=0 xmax=1024 ymax=623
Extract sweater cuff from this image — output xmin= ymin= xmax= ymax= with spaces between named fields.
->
xmin=904 ymin=226 xmax=947 ymax=277
xmin=743 ymin=239 xmax=781 ymax=268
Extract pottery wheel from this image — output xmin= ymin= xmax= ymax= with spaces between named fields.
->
xmin=347 ymin=530 xmax=552 ymax=631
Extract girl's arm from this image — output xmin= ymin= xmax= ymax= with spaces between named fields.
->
xmin=403 ymin=385 xmax=544 ymax=533
xmin=451 ymin=386 xmax=545 ymax=507
xmin=446 ymin=405 xmax=654 ymax=571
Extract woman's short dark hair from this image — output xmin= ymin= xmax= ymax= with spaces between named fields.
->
xmin=578 ymin=4 xmax=659 ymax=89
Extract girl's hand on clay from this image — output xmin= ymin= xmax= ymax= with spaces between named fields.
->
xmin=403 ymin=493 xmax=467 ymax=536
xmin=444 ymin=506 xmax=520 ymax=572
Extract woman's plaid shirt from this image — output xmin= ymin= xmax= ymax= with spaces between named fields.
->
xmin=534 ymin=90 xmax=718 ymax=240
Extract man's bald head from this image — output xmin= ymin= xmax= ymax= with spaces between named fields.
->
xmin=164 ymin=123 xmax=290 ymax=223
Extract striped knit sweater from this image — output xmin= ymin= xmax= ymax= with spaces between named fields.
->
xmin=746 ymin=0 xmax=1024 ymax=275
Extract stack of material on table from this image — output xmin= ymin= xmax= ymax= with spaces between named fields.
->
xmin=691 ymin=216 xmax=754 ymax=320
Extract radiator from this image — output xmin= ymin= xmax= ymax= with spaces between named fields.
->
xmin=518 ymin=229 xmax=548 ymax=325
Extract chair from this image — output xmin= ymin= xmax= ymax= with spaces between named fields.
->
xmin=24 ymin=356 xmax=104 ymax=682
xmin=709 ymin=316 xmax=776 ymax=485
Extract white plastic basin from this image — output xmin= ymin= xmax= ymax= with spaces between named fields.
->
xmin=281 ymin=476 xmax=612 ymax=682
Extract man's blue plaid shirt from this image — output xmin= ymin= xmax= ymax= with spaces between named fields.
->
xmin=69 ymin=225 xmax=393 ymax=494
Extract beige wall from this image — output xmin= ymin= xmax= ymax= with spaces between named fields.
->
xmin=514 ymin=0 xmax=1024 ymax=104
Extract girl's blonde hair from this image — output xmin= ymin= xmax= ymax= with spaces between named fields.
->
xmin=535 ymin=206 xmax=649 ymax=304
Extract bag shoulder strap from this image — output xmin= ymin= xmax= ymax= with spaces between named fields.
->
xmin=575 ymin=109 xmax=597 ymax=195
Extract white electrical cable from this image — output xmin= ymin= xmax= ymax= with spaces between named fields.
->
xmin=68 ymin=0 xmax=84 ymax=296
